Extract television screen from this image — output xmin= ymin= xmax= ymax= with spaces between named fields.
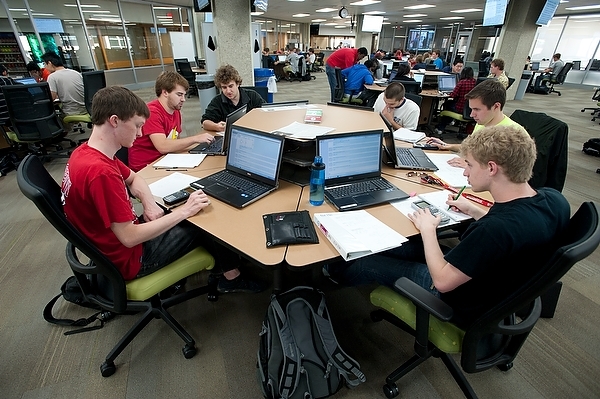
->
xmin=482 ymin=0 xmax=509 ymax=27
xmin=33 ymin=18 xmax=64 ymax=34
xmin=362 ymin=15 xmax=384 ymax=33
xmin=536 ymin=0 xmax=560 ymax=25
xmin=194 ymin=0 xmax=211 ymax=12
xmin=254 ymin=0 xmax=268 ymax=12
xmin=407 ymin=30 xmax=435 ymax=51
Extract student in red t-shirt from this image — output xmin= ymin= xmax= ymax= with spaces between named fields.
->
xmin=325 ymin=46 xmax=368 ymax=102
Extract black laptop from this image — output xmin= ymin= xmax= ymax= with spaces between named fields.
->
xmin=190 ymin=126 xmax=285 ymax=208
xmin=437 ymin=74 xmax=457 ymax=94
xmin=189 ymin=105 xmax=247 ymax=155
xmin=317 ymin=130 xmax=409 ymax=211
xmin=379 ymin=113 xmax=438 ymax=171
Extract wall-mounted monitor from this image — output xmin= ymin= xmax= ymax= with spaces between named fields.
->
xmin=362 ymin=15 xmax=384 ymax=33
xmin=33 ymin=18 xmax=64 ymax=34
xmin=194 ymin=0 xmax=211 ymax=12
xmin=536 ymin=0 xmax=560 ymax=26
xmin=406 ymin=29 xmax=435 ymax=51
xmin=482 ymin=0 xmax=509 ymax=27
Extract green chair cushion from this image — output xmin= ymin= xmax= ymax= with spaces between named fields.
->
xmin=439 ymin=110 xmax=467 ymax=122
xmin=370 ymin=285 xmax=465 ymax=354
xmin=125 ymin=247 xmax=214 ymax=301
xmin=63 ymin=113 xmax=91 ymax=124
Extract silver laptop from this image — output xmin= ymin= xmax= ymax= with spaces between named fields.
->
xmin=190 ymin=126 xmax=285 ymax=208
xmin=189 ymin=105 xmax=247 ymax=155
xmin=437 ymin=74 xmax=457 ymax=94
xmin=317 ymin=130 xmax=409 ymax=211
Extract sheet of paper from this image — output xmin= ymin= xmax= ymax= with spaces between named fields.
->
xmin=148 ymin=172 xmax=199 ymax=198
xmin=152 ymin=153 xmax=207 ymax=169
xmin=426 ymin=153 xmax=470 ymax=188
xmin=271 ymin=121 xmax=335 ymax=139
xmin=393 ymin=128 xmax=426 ymax=143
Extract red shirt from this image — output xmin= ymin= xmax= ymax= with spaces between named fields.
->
xmin=326 ymin=48 xmax=359 ymax=69
xmin=128 ymin=99 xmax=182 ymax=172
xmin=62 ymin=144 xmax=142 ymax=280
xmin=451 ymin=78 xmax=477 ymax=114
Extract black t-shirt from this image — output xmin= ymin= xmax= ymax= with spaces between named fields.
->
xmin=441 ymin=188 xmax=570 ymax=328
xmin=201 ymin=87 xmax=264 ymax=124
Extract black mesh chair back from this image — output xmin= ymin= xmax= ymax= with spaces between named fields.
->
xmin=82 ymin=70 xmax=106 ymax=115
xmin=241 ymin=85 xmax=268 ymax=102
xmin=405 ymin=93 xmax=422 ymax=107
xmin=333 ymin=67 xmax=345 ymax=102
xmin=401 ymin=81 xmax=422 ymax=94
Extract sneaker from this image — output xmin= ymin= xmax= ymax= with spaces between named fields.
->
xmin=217 ymin=275 xmax=267 ymax=294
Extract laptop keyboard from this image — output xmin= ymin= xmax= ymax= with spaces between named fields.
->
xmin=209 ymin=170 xmax=267 ymax=195
xmin=395 ymin=148 xmax=421 ymax=167
xmin=327 ymin=178 xmax=395 ymax=199
xmin=204 ymin=136 xmax=223 ymax=152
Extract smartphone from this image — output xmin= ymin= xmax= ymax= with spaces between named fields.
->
xmin=411 ymin=200 xmax=450 ymax=225
xmin=413 ymin=143 xmax=439 ymax=150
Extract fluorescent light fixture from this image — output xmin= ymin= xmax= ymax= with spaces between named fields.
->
xmin=30 ymin=13 xmax=56 ymax=16
xmin=564 ymin=4 xmax=600 ymax=10
xmin=569 ymin=13 xmax=600 ymax=18
xmin=403 ymin=19 xmax=422 ymax=23
xmin=311 ymin=19 xmax=326 ymax=22
xmin=64 ymin=4 xmax=100 ymax=7
xmin=560 ymin=0 xmax=568 ymax=2
xmin=403 ymin=14 xmax=427 ymax=17
xmin=250 ymin=11 xmax=264 ymax=16
xmin=404 ymin=4 xmax=435 ymax=10
xmin=324 ymin=22 xmax=337 ymax=25
xmin=350 ymin=0 xmax=380 ymax=5
xmin=152 ymin=6 xmax=180 ymax=9
xmin=451 ymin=8 xmax=482 ymax=13
xmin=382 ymin=22 xmax=391 ymax=24
xmin=440 ymin=16 xmax=465 ymax=20
xmin=292 ymin=13 xmax=310 ymax=17
xmin=82 ymin=10 xmax=110 ymax=13
xmin=316 ymin=8 xmax=337 ymax=12
xmin=334 ymin=25 xmax=347 ymax=28
xmin=288 ymin=0 xmax=305 ymax=2
xmin=363 ymin=11 xmax=386 ymax=15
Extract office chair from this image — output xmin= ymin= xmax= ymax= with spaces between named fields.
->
xmin=404 ymin=93 xmax=422 ymax=107
xmin=326 ymin=101 xmax=374 ymax=112
xmin=547 ymin=62 xmax=573 ymax=96
xmin=63 ymin=70 xmax=106 ymax=135
xmin=370 ymin=201 xmax=600 ymax=399
xmin=580 ymin=88 xmax=600 ymax=122
xmin=400 ymin=81 xmax=422 ymax=95
xmin=175 ymin=59 xmax=198 ymax=97
xmin=2 ymin=83 xmax=76 ymax=159
xmin=438 ymin=103 xmax=475 ymax=139
xmin=241 ymin=85 xmax=268 ymax=103
xmin=333 ymin=68 xmax=346 ymax=103
xmin=17 ymin=154 xmax=218 ymax=377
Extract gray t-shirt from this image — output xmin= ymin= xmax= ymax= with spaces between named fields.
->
xmin=47 ymin=68 xmax=86 ymax=116
xmin=550 ymin=59 xmax=565 ymax=76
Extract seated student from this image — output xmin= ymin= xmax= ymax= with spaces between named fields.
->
xmin=62 ymin=86 xmax=265 ymax=293
xmin=372 ymin=51 xmax=385 ymax=80
xmin=487 ymin=58 xmax=509 ymax=89
xmin=128 ymin=71 xmax=214 ymax=172
xmin=435 ymin=66 xmax=477 ymax=134
xmin=373 ymin=82 xmax=420 ymax=131
xmin=430 ymin=49 xmax=444 ymax=70
xmin=282 ymin=48 xmax=300 ymax=80
xmin=442 ymin=59 xmax=464 ymax=76
xmin=26 ymin=61 xmax=50 ymax=82
xmin=341 ymin=60 xmax=375 ymax=98
xmin=42 ymin=51 xmax=87 ymax=117
xmin=201 ymin=64 xmax=264 ymax=132
xmin=326 ymin=125 xmax=570 ymax=328
xmin=391 ymin=63 xmax=415 ymax=82
xmin=533 ymin=53 xmax=565 ymax=92
xmin=307 ymin=48 xmax=316 ymax=71
xmin=411 ymin=55 xmax=427 ymax=70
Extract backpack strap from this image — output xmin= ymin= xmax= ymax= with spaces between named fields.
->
xmin=43 ymin=293 xmax=114 ymax=335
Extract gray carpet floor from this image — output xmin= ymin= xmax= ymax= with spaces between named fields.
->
xmin=1 ymin=74 xmax=599 ymax=399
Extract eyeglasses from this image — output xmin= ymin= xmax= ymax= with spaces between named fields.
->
xmin=406 ymin=171 xmax=428 ymax=178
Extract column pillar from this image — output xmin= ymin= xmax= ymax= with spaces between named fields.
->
xmin=354 ymin=16 xmax=373 ymax=51
xmin=212 ymin=0 xmax=254 ymax=84
xmin=495 ymin=0 xmax=546 ymax=98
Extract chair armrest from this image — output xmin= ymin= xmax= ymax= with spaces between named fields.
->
xmin=394 ymin=277 xmax=453 ymax=321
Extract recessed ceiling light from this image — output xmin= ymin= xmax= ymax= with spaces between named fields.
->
xmin=451 ymin=8 xmax=482 ymax=13
xmin=288 ymin=0 xmax=305 ymax=2
xmin=292 ymin=13 xmax=310 ymax=17
xmin=349 ymin=0 xmax=380 ymax=6
xmin=404 ymin=4 xmax=435 ymax=10
xmin=316 ymin=8 xmax=337 ymax=12
xmin=324 ymin=23 xmax=337 ymax=25
xmin=570 ymin=13 xmax=600 ymax=18
xmin=311 ymin=19 xmax=326 ymax=22
xmin=403 ymin=20 xmax=422 ymax=23
xmin=334 ymin=25 xmax=347 ymax=28
xmin=382 ymin=22 xmax=391 ymax=24
xmin=251 ymin=11 xmax=263 ymax=16
xmin=565 ymin=5 xmax=600 ymax=10
xmin=363 ymin=11 xmax=385 ymax=15
xmin=440 ymin=16 xmax=465 ymax=20
xmin=403 ymin=14 xmax=427 ymax=18
xmin=64 ymin=4 xmax=100 ymax=7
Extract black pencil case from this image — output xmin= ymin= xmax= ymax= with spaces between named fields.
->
xmin=263 ymin=210 xmax=319 ymax=247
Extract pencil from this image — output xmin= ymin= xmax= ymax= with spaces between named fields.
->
xmin=449 ymin=186 xmax=466 ymax=209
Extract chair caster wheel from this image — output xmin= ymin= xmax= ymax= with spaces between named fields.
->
xmin=183 ymin=343 xmax=197 ymax=359
xmin=383 ymin=383 xmax=399 ymax=398
xmin=497 ymin=362 xmax=513 ymax=371
xmin=100 ymin=361 xmax=116 ymax=377
xmin=557 ymin=93 xmax=561 ymax=96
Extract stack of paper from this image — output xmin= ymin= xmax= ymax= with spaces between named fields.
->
xmin=152 ymin=153 xmax=207 ymax=169
xmin=148 ymin=172 xmax=199 ymax=198
xmin=425 ymin=153 xmax=470 ymax=188
xmin=393 ymin=128 xmax=426 ymax=143
xmin=272 ymin=121 xmax=335 ymax=139
xmin=313 ymin=211 xmax=408 ymax=261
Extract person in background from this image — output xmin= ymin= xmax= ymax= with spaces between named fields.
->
xmin=201 ymin=64 xmax=264 ymax=132
xmin=341 ymin=59 xmax=375 ymax=99
xmin=394 ymin=49 xmax=403 ymax=60
xmin=524 ymin=56 xmax=532 ymax=71
xmin=434 ymin=66 xmax=477 ymax=135
xmin=392 ymin=64 xmax=415 ymax=82
xmin=431 ymin=49 xmax=444 ymax=70
xmin=26 ymin=61 xmax=50 ymax=82
xmin=307 ymin=48 xmax=316 ymax=71
xmin=408 ymin=53 xmax=416 ymax=68
xmin=534 ymin=53 xmax=565 ymax=92
xmin=373 ymin=82 xmax=420 ymax=131
xmin=422 ymin=52 xmax=432 ymax=65
xmin=128 ymin=71 xmax=214 ymax=172
xmin=41 ymin=51 xmax=87 ymax=117
xmin=442 ymin=59 xmax=464 ymax=75
xmin=326 ymin=46 xmax=369 ymax=102
xmin=487 ymin=58 xmax=509 ymax=89
xmin=412 ymin=55 xmax=427 ymax=70
xmin=372 ymin=51 xmax=385 ymax=79
xmin=283 ymin=48 xmax=300 ymax=80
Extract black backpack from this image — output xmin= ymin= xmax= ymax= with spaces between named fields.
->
xmin=257 ymin=286 xmax=366 ymax=399
xmin=583 ymin=138 xmax=600 ymax=157
xmin=43 ymin=276 xmax=114 ymax=335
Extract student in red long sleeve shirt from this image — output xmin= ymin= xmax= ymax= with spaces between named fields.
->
xmin=326 ymin=47 xmax=368 ymax=102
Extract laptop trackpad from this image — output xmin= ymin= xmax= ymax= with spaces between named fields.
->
xmin=210 ymin=183 xmax=229 ymax=194
xmin=353 ymin=194 xmax=373 ymax=204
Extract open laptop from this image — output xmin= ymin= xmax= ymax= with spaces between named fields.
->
xmin=189 ymin=105 xmax=247 ymax=155
xmin=531 ymin=61 xmax=540 ymax=71
xmin=376 ymin=70 xmax=397 ymax=86
xmin=317 ymin=130 xmax=409 ymax=211
xmin=14 ymin=77 xmax=38 ymax=85
xmin=380 ymin=113 xmax=438 ymax=171
xmin=190 ymin=126 xmax=285 ymax=208
xmin=278 ymin=55 xmax=287 ymax=62
xmin=413 ymin=73 xmax=425 ymax=88
xmin=437 ymin=74 xmax=457 ymax=94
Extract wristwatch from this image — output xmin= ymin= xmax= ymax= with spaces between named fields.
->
xmin=339 ymin=7 xmax=348 ymax=18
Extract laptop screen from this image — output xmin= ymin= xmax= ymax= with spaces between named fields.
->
xmin=438 ymin=75 xmax=457 ymax=92
xmin=227 ymin=127 xmax=283 ymax=181
xmin=318 ymin=131 xmax=382 ymax=181
xmin=388 ymin=69 xmax=398 ymax=81
xmin=531 ymin=61 xmax=540 ymax=70
xmin=278 ymin=55 xmax=287 ymax=62
xmin=413 ymin=73 xmax=424 ymax=87
xmin=14 ymin=77 xmax=38 ymax=85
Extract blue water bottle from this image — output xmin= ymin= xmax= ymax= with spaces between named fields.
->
xmin=309 ymin=155 xmax=325 ymax=206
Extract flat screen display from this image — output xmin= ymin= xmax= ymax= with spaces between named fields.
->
xmin=536 ymin=0 xmax=560 ymax=25
xmin=362 ymin=15 xmax=384 ymax=33
xmin=407 ymin=30 xmax=435 ymax=51
xmin=482 ymin=0 xmax=509 ymax=27
xmin=194 ymin=0 xmax=211 ymax=12
xmin=33 ymin=18 xmax=64 ymax=34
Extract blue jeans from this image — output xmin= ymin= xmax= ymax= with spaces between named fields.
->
xmin=331 ymin=238 xmax=440 ymax=297
xmin=326 ymin=64 xmax=337 ymax=102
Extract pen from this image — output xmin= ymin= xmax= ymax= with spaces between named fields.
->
xmin=449 ymin=186 xmax=466 ymax=209
xmin=165 ymin=169 xmax=188 ymax=171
